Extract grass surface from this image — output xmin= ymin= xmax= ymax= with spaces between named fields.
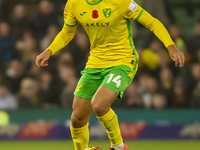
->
xmin=0 ymin=140 xmax=200 ymax=150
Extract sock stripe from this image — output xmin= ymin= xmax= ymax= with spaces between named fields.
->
xmin=108 ymin=115 xmax=116 ymax=122
xmin=106 ymin=126 xmax=112 ymax=130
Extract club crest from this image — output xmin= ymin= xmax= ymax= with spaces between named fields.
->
xmin=103 ymin=8 xmax=111 ymax=18
xmin=77 ymin=83 xmax=84 ymax=92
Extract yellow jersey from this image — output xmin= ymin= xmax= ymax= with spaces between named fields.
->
xmin=48 ymin=0 xmax=174 ymax=69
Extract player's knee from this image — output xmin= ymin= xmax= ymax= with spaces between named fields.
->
xmin=91 ymin=102 xmax=109 ymax=117
xmin=71 ymin=114 xmax=86 ymax=128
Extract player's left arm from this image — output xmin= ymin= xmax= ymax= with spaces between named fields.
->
xmin=136 ymin=7 xmax=185 ymax=67
xmin=120 ymin=0 xmax=185 ymax=67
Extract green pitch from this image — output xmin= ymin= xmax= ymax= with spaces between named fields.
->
xmin=0 ymin=140 xmax=200 ymax=150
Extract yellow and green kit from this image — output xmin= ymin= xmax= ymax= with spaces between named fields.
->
xmin=47 ymin=0 xmax=174 ymax=98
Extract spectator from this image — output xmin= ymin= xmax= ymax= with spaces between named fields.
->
xmin=138 ymin=75 xmax=158 ymax=108
xmin=143 ymin=76 xmax=158 ymax=108
xmin=4 ymin=59 xmax=24 ymax=93
xmin=0 ymin=22 xmax=15 ymax=63
xmin=57 ymin=51 xmax=75 ymax=71
xmin=17 ymin=77 xmax=40 ymax=108
xmin=38 ymin=70 xmax=63 ymax=108
xmin=0 ymin=84 xmax=17 ymax=110
xmin=26 ymin=51 xmax=41 ymax=77
xmin=168 ymin=25 xmax=187 ymax=53
xmin=59 ymin=65 xmax=78 ymax=108
xmin=22 ymin=34 xmax=38 ymax=62
xmin=152 ymin=93 xmax=167 ymax=109
xmin=159 ymin=67 xmax=173 ymax=102
xmin=188 ymin=20 xmax=200 ymax=59
xmin=34 ymin=0 xmax=58 ymax=39
xmin=141 ymin=40 xmax=170 ymax=77
xmin=187 ymin=63 xmax=200 ymax=98
xmin=137 ymin=74 xmax=149 ymax=95
xmin=15 ymin=30 xmax=39 ymax=63
xmin=141 ymin=41 xmax=160 ymax=70
xmin=123 ymin=83 xmax=143 ymax=108
xmin=169 ymin=78 xmax=189 ymax=108
xmin=11 ymin=4 xmax=32 ymax=37
xmin=57 ymin=51 xmax=77 ymax=107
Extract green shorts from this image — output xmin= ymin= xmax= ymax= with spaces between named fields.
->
xmin=74 ymin=65 xmax=137 ymax=100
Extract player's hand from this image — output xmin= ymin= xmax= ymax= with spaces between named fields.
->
xmin=167 ymin=44 xmax=185 ymax=67
xmin=35 ymin=49 xmax=52 ymax=67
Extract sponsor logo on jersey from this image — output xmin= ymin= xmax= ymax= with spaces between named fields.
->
xmin=83 ymin=22 xmax=110 ymax=27
xmin=80 ymin=12 xmax=87 ymax=16
xmin=103 ymin=8 xmax=111 ymax=18
xmin=128 ymin=0 xmax=138 ymax=12
xmin=92 ymin=10 xmax=99 ymax=18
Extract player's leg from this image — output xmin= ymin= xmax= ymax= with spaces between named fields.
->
xmin=71 ymin=68 xmax=104 ymax=150
xmin=70 ymin=96 xmax=93 ymax=150
xmin=91 ymin=85 xmax=122 ymax=139
xmin=91 ymin=65 xmax=137 ymax=150
xmin=91 ymin=86 xmax=125 ymax=150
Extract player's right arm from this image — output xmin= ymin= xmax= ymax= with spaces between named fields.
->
xmin=35 ymin=1 xmax=77 ymax=67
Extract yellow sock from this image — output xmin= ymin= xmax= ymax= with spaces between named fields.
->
xmin=70 ymin=122 xmax=89 ymax=150
xmin=97 ymin=109 xmax=123 ymax=146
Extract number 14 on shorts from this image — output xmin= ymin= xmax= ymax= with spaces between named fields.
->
xmin=106 ymin=74 xmax=121 ymax=88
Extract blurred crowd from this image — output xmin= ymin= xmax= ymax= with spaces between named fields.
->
xmin=0 ymin=0 xmax=200 ymax=110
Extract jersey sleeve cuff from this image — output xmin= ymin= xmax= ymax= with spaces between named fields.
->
xmin=165 ymin=42 xmax=175 ymax=48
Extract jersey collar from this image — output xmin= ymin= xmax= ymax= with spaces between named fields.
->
xmin=86 ymin=0 xmax=102 ymax=5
